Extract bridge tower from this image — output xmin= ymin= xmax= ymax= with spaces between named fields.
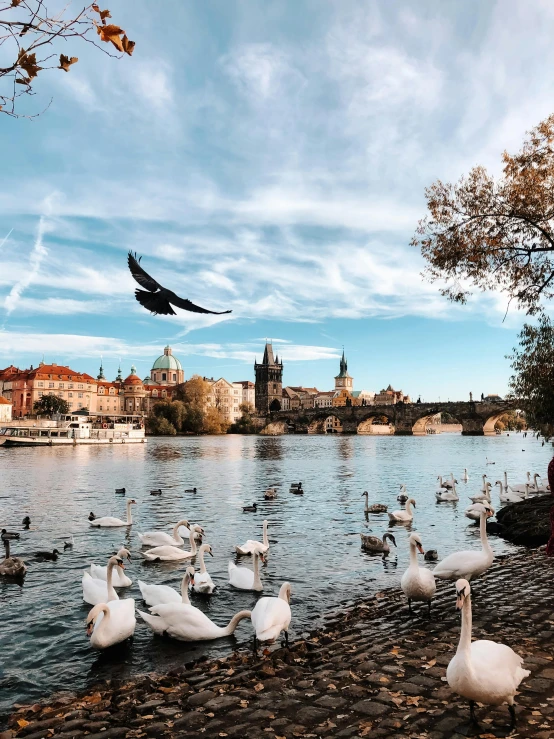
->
xmin=334 ymin=349 xmax=353 ymax=393
xmin=254 ymin=342 xmax=283 ymax=414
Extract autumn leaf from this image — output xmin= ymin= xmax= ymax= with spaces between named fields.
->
xmin=17 ymin=50 xmax=41 ymax=80
xmin=254 ymin=682 xmax=264 ymax=692
xmin=95 ymin=23 xmax=125 ymax=52
xmin=91 ymin=4 xmax=112 ymax=22
xmin=121 ymin=35 xmax=136 ymax=56
xmin=17 ymin=719 xmax=29 ymax=728
xmin=58 ymin=55 xmax=78 ymax=72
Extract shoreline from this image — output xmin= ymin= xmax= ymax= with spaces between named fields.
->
xmin=3 ymin=547 xmax=554 ymax=739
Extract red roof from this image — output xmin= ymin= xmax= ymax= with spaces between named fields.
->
xmin=0 ymin=396 xmax=11 ymax=405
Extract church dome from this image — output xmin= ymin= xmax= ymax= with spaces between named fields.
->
xmin=152 ymin=346 xmax=183 ymax=372
xmin=124 ymin=365 xmax=143 ymax=386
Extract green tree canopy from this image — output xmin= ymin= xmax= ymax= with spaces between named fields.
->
xmin=33 ymin=394 xmax=70 ymax=415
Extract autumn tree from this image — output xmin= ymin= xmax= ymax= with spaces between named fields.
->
xmin=0 ymin=2 xmax=134 ymax=118
xmin=508 ymin=316 xmax=554 ymax=438
xmin=227 ymin=403 xmax=258 ymax=434
xmin=33 ymin=393 xmax=69 ymax=415
xmin=412 ymin=114 xmax=554 ymax=316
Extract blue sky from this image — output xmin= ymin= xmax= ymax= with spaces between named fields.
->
xmin=0 ymin=0 xmax=552 ymax=398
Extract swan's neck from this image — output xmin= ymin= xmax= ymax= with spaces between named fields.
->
xmin=94 ymin=605 xmax=110 ymax=639
xmin=3 ymin=540 xmax=10 ymax=559
xmin=451 ymin=482 xmax=458 ymax=498
xmin=106 ymin=562 xmax=118 ymax=601
xmin=189 ymin=530 xmax=197 ymax=555
xmin=457 ymin=595 xmax=473 ymax=655
xmin=479 ymin=512 xmax=492 ymax=555
xmin=198 ymin=548 xmax=207 ymax=574
xmin=172 ymin=522 xmax=184 ymax=543
xmin=504 ymin=471 xmax=508 ymax=487
xmin=253 ymin=553 xmax=262 ymax=589
xmin=126 ymin=502 xmax=133 ymax=524
xmin=408 ymin=541 xmax=418 ymax=568
xmin=262 ymin=522 xmax=268 ymax=547
xmin=222 ymin=610 xmax=251 ymax=636
xmin=181 ymin=575 xmax=191 ymax=604
xmin=405 ymin=500 xmax=412 ymax=515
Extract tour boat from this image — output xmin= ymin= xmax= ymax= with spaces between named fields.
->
xmin=0 ymin=413 xmax=146 ymax=447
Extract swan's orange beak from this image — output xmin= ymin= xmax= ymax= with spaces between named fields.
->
xmin=417 ymin=544 xmax=425 ymax=555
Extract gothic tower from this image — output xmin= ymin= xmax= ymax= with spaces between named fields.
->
xmin=334 ymin=349 xmax=353 ymax=392
xmin=254 ymin=342 xmax=283 ymax=414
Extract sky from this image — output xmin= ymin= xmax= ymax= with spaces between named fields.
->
xmin=1 ymin=0 xmax=553 ymax=399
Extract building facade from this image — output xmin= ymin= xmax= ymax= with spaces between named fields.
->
xmin=254 ymin=342 xmax=283 ymax=414
xmin=374 ymin=385 xmax=411 ymax=405
xmin=150 ymin=346 xmax=185 ymax=386
xmin=0 ymin=396 xmax=12 ymax=422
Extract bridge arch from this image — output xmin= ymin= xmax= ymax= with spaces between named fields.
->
xmin=308 ymin=414 xmax=344 ymax=434
xmin=357 ymin=413 xmax=394 ymax=435
xmin=260 ymin=421 xmax=288 ymax=435
xmin=483 ymin=412 xmax=508 ymax=436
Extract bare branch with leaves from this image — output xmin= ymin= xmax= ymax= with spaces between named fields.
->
xmin=0 ymin=1 xmax=135 ymax=118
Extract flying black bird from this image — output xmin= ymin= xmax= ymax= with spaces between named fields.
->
xmin=127 ymin=251 xmax=233 ymax=317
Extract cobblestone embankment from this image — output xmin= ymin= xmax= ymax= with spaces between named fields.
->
xmin=3 ymin=549 xmax=554 ymax=739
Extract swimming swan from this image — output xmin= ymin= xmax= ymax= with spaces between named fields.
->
xmin=0 ymin=538 xmax=27 ymax=577
xmin=228 ymin=547 xmax=265 ymax=591
xmin=139 ymin=571 xmax=251 ymax=641
xmin=193 ymin=544 xmax=215 ymax=594
xmin=530 ymin=473 xmax=549 ymax=493
xmin=468 ymin=481 xmax=492 ymax=505
xmin=446 ymin=579 xmax=530 ymax=728
xmin=90 ymin=547 xmax=132 ymax=587
xmin=360 ymin=532 xmax=396 ymax=554
xmin=436 ymin=481 xmax=459 ymax=502
xmin=496 ymin=480 xmax=527 ymax=504
xmin=461 ymin=468 xmax=469 ymax=482
xmin=85 ymin=598 xmax=136 ymax=649
xmin=89 ymin=499 xmax=136 ymax=528
xmin=137 ymin=519 xmax=194 ymax=548
xmin=138 ymin=566 xmax=195 ymax=607
xmin=251 ymin=581 xmax=292 ymax=649
xmin=82 ymin=555 xmax=125 ymax=605
xmin=388 ymin=498 xmax=416 ymax=523
xmin=236 ymin=519 xmax=269 ymax=555
xmin=140 ymin=527 xmax=201 ymax=561
xmin=433 ymin=503 xmax=494 ymax=581
xmin=400 ymin=532 xmax=436 ymax=616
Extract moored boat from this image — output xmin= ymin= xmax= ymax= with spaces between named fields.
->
xmin=0 ymin=413 xmax=146 ymax=447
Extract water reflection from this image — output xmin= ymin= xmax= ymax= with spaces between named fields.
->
xmin=255 ymin=437 xmax=284 ymax=461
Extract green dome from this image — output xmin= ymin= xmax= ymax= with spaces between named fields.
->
xmin=152 ymin=345 xmax=183 ymax=372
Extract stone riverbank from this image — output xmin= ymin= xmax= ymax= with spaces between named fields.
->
xmin=3 ymin=548 xmax=554 ymax=739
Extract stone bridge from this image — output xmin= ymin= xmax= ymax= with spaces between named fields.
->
xmin=260 ymin=400 xmax=520 ymax=436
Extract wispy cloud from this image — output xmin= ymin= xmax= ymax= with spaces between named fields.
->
xmin=3 ymin=215 xmax=48 ymax=320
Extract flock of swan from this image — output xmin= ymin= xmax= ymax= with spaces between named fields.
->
xmin=1 ymin=462 xmax=546 ymax=728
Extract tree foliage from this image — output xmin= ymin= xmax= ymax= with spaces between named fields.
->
xmin=412 ymin=114 xmax=554 ymax=316
xmin=33 ymin=393 xmax=69 ymax=415
xmin=227 ymin=403 xmax=258 ymax=434
xmin=147 ymin=377 xmax=230 ymax=435
xmin=0 ymin=2 xmax=134 ymax=118
xmin=508 ymin=315 xmax=554 ymax=438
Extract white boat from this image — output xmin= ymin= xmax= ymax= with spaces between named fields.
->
xmin=0 ymin=413 xmax=146 ymax=447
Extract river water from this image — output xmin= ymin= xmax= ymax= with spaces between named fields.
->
xmin=0 ymin=433 xmax=551 ymax=719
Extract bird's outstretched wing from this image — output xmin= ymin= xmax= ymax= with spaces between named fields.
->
xmin=134 ymin=289 xmax=176 ymax=316
xmin=169 ymin=294 xmax=233 ymax=315
xmin=127 ymin=251 xmax=162 ymax=292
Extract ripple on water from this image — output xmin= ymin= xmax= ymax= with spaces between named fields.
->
xmin=0 ymin=433 xmax=549 ymax=719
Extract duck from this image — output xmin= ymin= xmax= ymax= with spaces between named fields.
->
xmin=446 ymin=578 xmax=530 ymax=729
xmin=184 ymin=487 xmax=197 ymax=493
xmin=243 ymin=503 xmax=258 ymax=513
xmin=461 ymin=468 xmax=469 ymax=483
xmin=1 ymin=529 xmax=20 ymax=540
xmin=140 ymin=526 xmax=201 ymax=562
xmin=138 ymin=566 xmax=195 ymax=607
xmin=388 ymin=498 xmax=416 ymax=523
xmin=251 ymin=581 xmax=292 ymax=650
xmin=22 ymin=516 xmax=31 ymax=529
xmin=264 ymin=487 xmax=277 ymax=500
xmin=85 ymin=597 xmax=136 ymax=649
xmin=35 ymin=549 xmax=60 ymax=561
xmin=115 ymin=487 xmax=126 ymax=495
xmin=433 ymin=503 xmax=495 ymax=581
xmin=192 ymin=544 xmax=215 ymax=594
xmin=89 ymin=499 xmax=136 ymax=528
xmin=90 ymin=547 xmax=132 ymax=587
xmin=0 ymin=538 xmax=27 ymax=577
xmin=486 ymin=457 xmax=495 ymax=465
xmin=360 ymin=532 xmax=396 ymax=554
xmin=137 ymin=519 xmax=196 ymax=548
xmin=139 ymin=570 xmax=251 ymax=641
xmin=88 ymin=512 xmax=96 ymax=522
xmin=290 ymin=482 xmax=302 ymax=489
xmin=290 ymin=482 xmax=303 ymax=495
xmin=397 ymin=484 xmax=409 ymax=504
xmin=150 ymin=489 xmax=162 ymax=496
xmin=436 ymin=481 xmax=459 ymax=502
xmin=401 ymin=533 xmax=436 ymax=616
xmin=424 ymin=549 xmax=438 ymax=561
xmin=82 ymin=555 xmax=125 ymax=605
xmin=64 ymin=535 xmax=74 ymax=550
xmin=229 ymin=547 xmax=265 ymax=591
xmin=362 ymin=491 xmax=387 ymax=513
xmin=496 ymin=480 xmax=526 ymax=504
xmin=236 ymin=519 xmax=269 ymax=555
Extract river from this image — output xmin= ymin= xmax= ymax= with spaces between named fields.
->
xmin=0 ymin=432 xmax=550 ymax=720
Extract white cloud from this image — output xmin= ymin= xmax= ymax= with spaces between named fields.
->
xmin=4 ymin=216 xmax=49 ymax=319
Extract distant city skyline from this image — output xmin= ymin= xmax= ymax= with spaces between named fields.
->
xmin=1 ymin=1 xmax=548 ymax=400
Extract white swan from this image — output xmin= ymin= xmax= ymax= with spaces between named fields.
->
xmin=228 ymin=548 xmax=265 ymax=591
xmin=436 ymin=481 xmax=459 ymax=502
xmin=438 ymin=473 xmax=456 ymax=490
xmin=251 ymin=581 xmax=292 ymax=649
xmin=85 ymin=598 xmax=136 ymax=649
xmin=468 ymin=482 xmax=492 ymax=505
xmin=530 ymin=473 xmax=550 ymax=493
xmin=140 ymin=526 xmax=200 ymax=561
xmin=193 ymin=544 xmax=215 ymax=594
xmin=397 ymin=484 xmax=409 ymax=504
xmin=360 ymin=532 xmax=396 ymax=554
xmin=137 ymin=519 xmax=196 ymax=548
xmin=235 ymin=519 xmax=269 ymax=555
xmin=496 ymin=480 xmax=527 ymax=504
xmin=89 ymin=499 xmax=136 ymax=527
xmin=461 ymin=468 xmax=469 ymax=482
xmin=90 ymin=547 xmax=132 ymax=587
xmin=486 ymin=457 xmax=495 ymax=465
xmin=433 ymin=503 xmax=494 ymax=581
xmin=503 ymin=471 xmax=529 ymax=494
xmin=138 ymin=566 xmax=195 ymax=607
xmin=400 ymin=533 xmax=436 ymax=616
xmin=139 ymin=570 xmax=251 ymax=641
xmin=388 ymin=498 xmax=416 ymax=522
xmin=82 ymin=555 xmax=125 ymax=605
xmin=446 ymin=579 xmax=530 ymax=728
xmin=0 ymin=538 xmax=27 ymax=577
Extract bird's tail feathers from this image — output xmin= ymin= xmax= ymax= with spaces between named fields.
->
xmin=134 ymin=289 xmax=176 ymax=316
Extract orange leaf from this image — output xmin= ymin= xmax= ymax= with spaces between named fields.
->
xmin=58 ymin=55 xmax=78 ymax=72
xmin=95 ymin=23 xmax=125 ymax=52
xmin=121 ymin=35 xmax=135 ymax=56
xmin=91 ymin=4 xmax=112 ymax=22
xmin=17 ymin=50 xmax=41 ymax=80
xmin=17 ymin=719 xmax=29 ymax=728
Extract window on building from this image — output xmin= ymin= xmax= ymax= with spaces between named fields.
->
xmin=68 ymin=393 xmax=73 ymax=398
xmin=162 ymin=373 xmax=167 ymax=381
xmin=78 ymin=384 xmax=83 ymax=389
xmin=48 ymin=382 xmax=54 ymax=388
xmin=99 ymin=405 xmax=103 ymax=411
xmin=37 ymin=381 xmax=44 ymax=388
xmin=38 ymin=391 xmax=43 ymax=397
xmin=109 ymin=388 xmax=114 ymax=395
xmin=173 ymin=373 xmax=176 ymax=381
xmin=78 ymin=403 xmax=82 ymax=408
xmin=59 ymin=383 xmax=64 ymax=389
xmin=78 ymin=393 xmax=83 ymax=399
